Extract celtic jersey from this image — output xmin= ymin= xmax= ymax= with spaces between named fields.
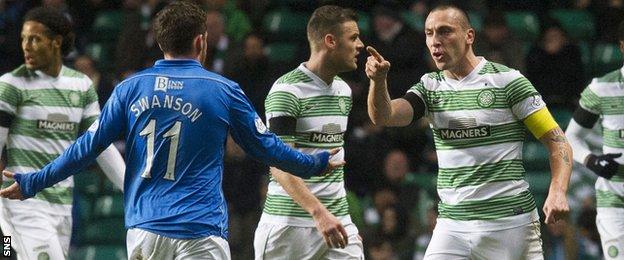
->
xmin=407 ymin=58 xmax=544 ymax=230
xmin=578 ymin=68 xmax=624 ymax=210
xmin=0 ymin=65 xmax=99 ymax=215
xmin=261 ymin=63 xmax=353 ymax=227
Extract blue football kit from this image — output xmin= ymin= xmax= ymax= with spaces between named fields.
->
xmin=13 ymin=59 xmax=330 ymax=239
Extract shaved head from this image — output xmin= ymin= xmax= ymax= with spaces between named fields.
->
xmin=429 ymin=5 xmax=472 ymax=30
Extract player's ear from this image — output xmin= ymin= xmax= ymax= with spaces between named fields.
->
xmin=619 ymin=40 xmax=624 ymax=54
xmin=193 ymin=34 xmax=203 ymax=51
xmin=52 ymin=35 xmax=63 ymax=51
xmin=466 ymin=28 xmax=475 ymax=45
xmin=324 ymin=33 xmax=337 ymax=50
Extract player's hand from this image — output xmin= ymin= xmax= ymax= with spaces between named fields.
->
xmin=584 ymin=153 xmax=621 ymax=179
xmin=312 ymin=207 xmax=348 ymax=248
xmin=542 ymin=190 xmax=569 ymax=224
xmin=321 ymin=148 xmax=346 ymax=175
xmin=365 ymin=46 xmax=390 ymax=82
xmin=0 ymin=170 xmax=25 ymax=200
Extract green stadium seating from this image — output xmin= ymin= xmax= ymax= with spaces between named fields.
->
xmin=70 ymin=245 xmax=127 ymax=260
xmin=523 ymin=141 xmax=550 ymax=171
xmin=91 ymin=11 xmax=123 ymax=42
xmin=85 ymin=42 xmax=116 ymax=72
xmin=505 ymin=11 xmax=540 ymax=41
xmin=79 ymin=218 xmax=126 ymax=245
xmin=550 ymin=107 xmax=573 ymax=130
xmin=93 ymin=193 xmax=124 ymax=218
xmin=468 ymin=11 xmax=483 ymax=32
xmin=262 ymin=9 xmax=308 ymax=42
xmin=402 ymin=11 xmax=424 ymax=31
xmin=525 ymin=171 xmax=551 ymax=209
xmin=550 ymin=9 xmax=595 ymax=41
xmin=578 ymin=41 xmax=592 ymax=69
xmin=592 ymin=43 xmax=623 ymax=76
xmin=265 ymin=42 xmax=298 ymax=63
xmin=357 ymin=11 xmax=371 ymax=37
xmin=75 ymin=194 xmax=95 ymax=221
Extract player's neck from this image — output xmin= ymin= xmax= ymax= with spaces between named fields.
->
xmin=306 ymin=54 xmax=337 ymax=86
xmin=41 ymin=60 xmax=62 ymax=77
xmin=163 ymin=52 xmax=199 ymax=61
xmin=445 ymin=51 xmax=479 ymax=80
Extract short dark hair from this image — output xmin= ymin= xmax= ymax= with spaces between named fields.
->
xmin=24 ymin=7 xmax=75 ymax=56
xmin=618 ymin=20 xmax=624 ymax=42
xmin=307 ymin=5 xmax=358 ymax=47
xmin=429 ymin=4 xmax=472 ymax=30
xmin=153 ymin=1 xmax=207 ymax=56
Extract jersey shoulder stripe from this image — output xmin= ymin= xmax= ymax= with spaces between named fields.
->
xmin=275 ymin=68 xmax=313 ymax=85
xmin=478 ymin=61 xmax=512 ymax=75
xmin=595 ymin=69 xmax=622 ymax=83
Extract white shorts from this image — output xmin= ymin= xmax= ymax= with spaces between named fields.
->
xmin=126 ymin=228 xmax=230 ymax=260
xmin=253 ymin=222 xmax=363 ymax=260
xmin=0 ymin=198 xmax=72 ymax=260
xmin=424 ymin=219 xmax=543 ymax=260
xmin=596 ymin=209 xmax=624 ymax=259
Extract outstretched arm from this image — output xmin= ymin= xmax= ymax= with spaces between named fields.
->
xmin=227 ymin=83 xmax=341 ymax=179
xmin=0 ymin=91 xmax=126 ymax=199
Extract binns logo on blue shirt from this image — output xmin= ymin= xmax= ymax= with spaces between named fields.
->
xmin=154 ymin=76 xmax=184 ymax=92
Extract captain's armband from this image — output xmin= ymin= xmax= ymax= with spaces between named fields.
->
xmin=523 ymin=108 xmax=559 ymax=139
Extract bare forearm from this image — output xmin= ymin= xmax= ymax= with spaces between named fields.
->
xmin=541 ymin=128 xmax=573 ymax=194
xmin=96 ymin=144 xmax=125 ymax=191
xmin=271 ymin=167 xmax=326 ymax=216
xmin=367 ymin=79 xmax=392 ymax=126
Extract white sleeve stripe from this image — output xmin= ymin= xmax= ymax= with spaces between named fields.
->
xmin=0 ymin=100 xmax=16 ymax=114
xmin=82 ymin=102 xmax=101 ymax=118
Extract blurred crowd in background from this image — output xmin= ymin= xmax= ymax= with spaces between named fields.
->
xmin=0 ymin=0 xmax=620 ymax=259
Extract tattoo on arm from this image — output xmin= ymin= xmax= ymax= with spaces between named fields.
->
xmin=548 ymin=128 xmax=571 ymax=166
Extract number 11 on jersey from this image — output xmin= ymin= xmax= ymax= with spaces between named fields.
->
xmin=139 ymin=119 xmax=182 ymax=180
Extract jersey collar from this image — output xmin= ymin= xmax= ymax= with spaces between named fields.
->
xmin=443 ymin=57 xmax=487 ymax=88
xmin=299 ymin=62 xmax=332 ymax=89
xmin=154 ymin=59 xmax=202 ymax=68
xmin=33 ymin=65 xmax=66 ymax=79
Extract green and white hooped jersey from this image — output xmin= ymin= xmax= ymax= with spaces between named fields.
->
xmin=260 ymin=63 xmax=353 ymax=227
xmin=579 ymin=68 xmax=624 ymax=212
xmin=0 ymin=65 xmax=100 ymax=215
xmin=408 ymin=58 xmax=543 ymax=231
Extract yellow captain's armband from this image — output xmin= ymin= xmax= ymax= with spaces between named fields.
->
xmin=523 ymin=108 xmax=559 ymax=139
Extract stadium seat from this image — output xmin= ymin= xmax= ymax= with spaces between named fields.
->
xmin=505 ymin=11 xmax=540 ymax=42
xmin=265 ymin=42 xmax=299 ymax=63
xmin=70 ymin=245 xmax=127 ymax=260
xmin=85 ymin=42 xmax=116 ymax=72
xmin=79 ymin=218 xmax=126 ymax=245
xmin=74 ymin=170 xmax=102 ymax=196
xmin=523 ymin=141 xmax=550 ymax=171
xmin=550 ymin=9 xmax=595 ymax=41
xmin=402 ymin=11 xmax=424 ymax=31
xmin=592 ymin=43 xmax=623 ymax=76
xmin=93 ymin=193 xmax=124 ymax=218
xmin=74 ymin=194 xmax=94 ymax=221
xmin=357 ymin=11 xmax=371 ymax=38
xmin=525 ymin=171 xmax=550 ymax=208
xmin=262 ymin=9 xmax=308 ymax=42
xmin=468 ymin=11 xmax=483 ymax=32
xmin=550 ymin=107 xmax=573 ymax=130
xmin=91 ymin=10 xmax=123 ymax=43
